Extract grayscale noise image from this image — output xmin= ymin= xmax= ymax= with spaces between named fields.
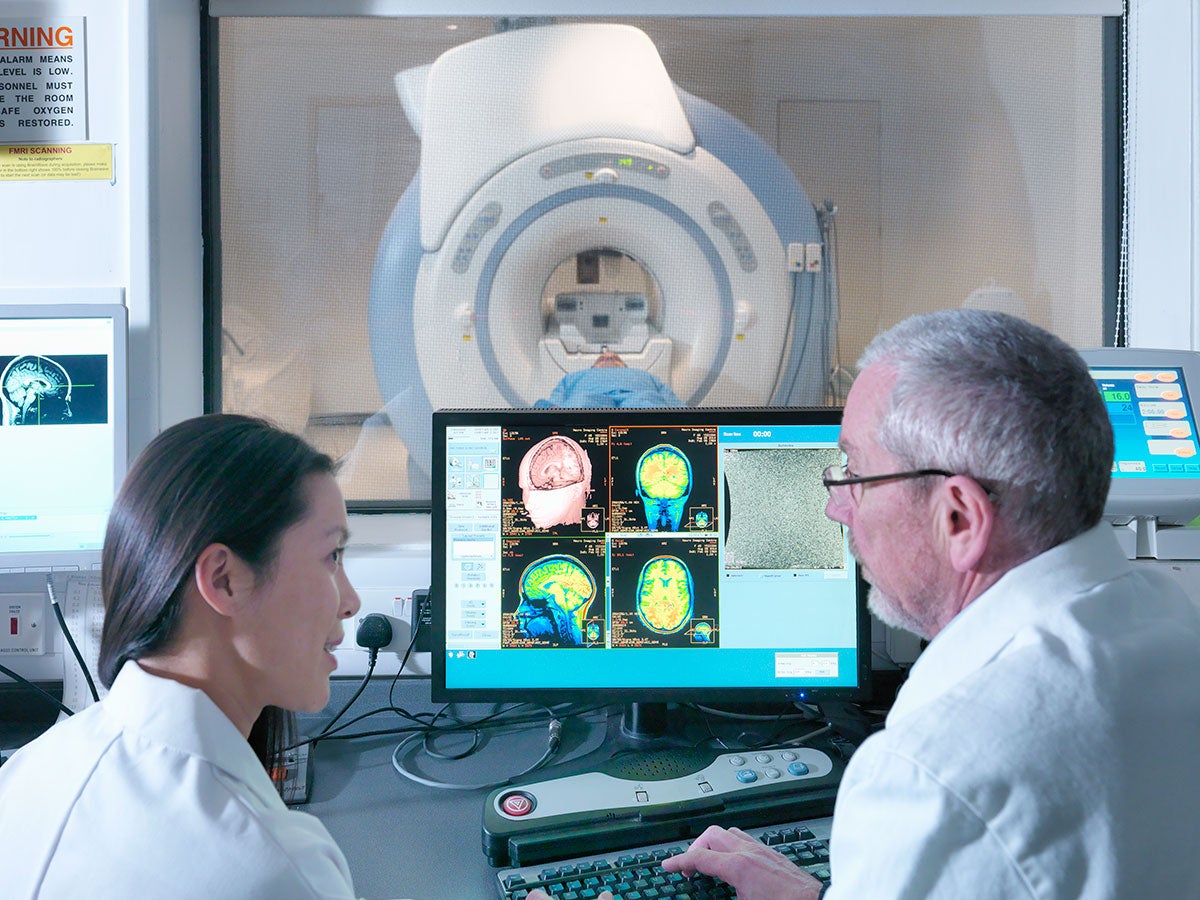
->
xmin=722 ymin=447 xmax=844 ymax=570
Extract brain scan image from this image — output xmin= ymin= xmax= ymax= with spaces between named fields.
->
xmin=635 ymin=554 xmax=694 ymax=634
xmin=723 ymin=447 xmax=845 ymax=570
xmin=1 ymin=355 xmax=72 ymax=425
xmin=515 ymin=553 xmax=598 ymax=647
xmin=636 ymin=443 xmax=692 ymax=531
xmin=691 ymin=620 xmax=714 ymax=643
xmin=519 ymin=435 xmax=594 ymax=529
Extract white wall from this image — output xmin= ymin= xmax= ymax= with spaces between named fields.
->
xmin=1126 ymin=0 xmax=1199 ymax=350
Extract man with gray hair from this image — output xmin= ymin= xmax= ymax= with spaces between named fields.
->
xmin=662 ymin=309 xmax=1200 ymax=898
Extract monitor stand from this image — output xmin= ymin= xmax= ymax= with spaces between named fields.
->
xmin=1113 ymin=518 xmax=1200 ymax=560
xmin=618 ymin=702 xmax=678 ymax=748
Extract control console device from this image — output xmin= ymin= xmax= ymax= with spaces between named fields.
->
xmin=483 ymin=743 xmax=844 ymax=868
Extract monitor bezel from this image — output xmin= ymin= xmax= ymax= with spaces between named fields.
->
xmin=1080 ymin=347 xmax=1200 ymax=525
xmin=0 ymin=300 xmax=129 ymax=572
xmin=430 ymin=405 xmax=871 ymax=706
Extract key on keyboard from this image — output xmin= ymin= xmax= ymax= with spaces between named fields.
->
xmin=495 ymin=816 xmax=832 ymax=899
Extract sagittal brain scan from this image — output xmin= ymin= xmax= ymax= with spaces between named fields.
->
xmin=519 ymin=435 xmax=594 ymax=529
xmin=514 ymin=553 xmax=599 ymax=647
xmin=636 ymin=443 xmax=692 ymax=531
xmin=723 ymin=447 xmax=845 ymax=570
xmin=0 ymin=354 xmax=108 ymax=426
xmin=636 ymin=554 xmax=694 ymax=634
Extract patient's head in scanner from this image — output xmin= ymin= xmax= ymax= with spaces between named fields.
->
xmin=1 ymin=354 xmax=73 ymax=425
xmin=518 ymin=434 xmax=594 ymax=528
xmin=535 ymin=350 xmax=684 ymax=409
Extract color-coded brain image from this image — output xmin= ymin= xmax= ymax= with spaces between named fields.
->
xmin=635 ymin=555 xmax=694 ymax=634
xmin=515 ymin=554 xmax=597 ymax=646
xmin=637 ymin=444 xmax=691 ymax=500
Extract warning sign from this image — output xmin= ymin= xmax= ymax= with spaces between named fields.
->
xmin=0 ymin=18 xmax=88 ymax=143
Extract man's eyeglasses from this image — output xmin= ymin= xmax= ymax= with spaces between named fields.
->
xmin=822 ymin=464 xmax=954 ymax=508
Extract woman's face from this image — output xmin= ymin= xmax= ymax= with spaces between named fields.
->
xmin=239 ymin=472 xmax=361 ymax=714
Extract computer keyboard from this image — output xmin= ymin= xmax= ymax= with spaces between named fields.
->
xmin=495 ymin=816 xmax=832 ymax=899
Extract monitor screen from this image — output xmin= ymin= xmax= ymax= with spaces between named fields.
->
xmin=431 ymin=407 xmax=869 ymax=708
xmin=0 ymin=303 xmax=128 ymax=572
xmin=1080 ymin=348 xmax=1200 ymax=525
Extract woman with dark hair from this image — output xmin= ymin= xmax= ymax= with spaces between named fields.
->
xmin=0 ymin=415 xmax=367 ymax=899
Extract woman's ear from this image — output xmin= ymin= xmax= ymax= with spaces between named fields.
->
xmin=192 ymin=543 xmax=254 ymax=617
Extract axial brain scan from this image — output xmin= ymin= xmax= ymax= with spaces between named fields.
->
xmin=1 ymin=355 xmax=72 ymax=425
xmin=515 ymin=553 xmax=598 ymax=646
xmin=636 ymin=443 xmax=692 ymax=531
xmin=635 ymin=554 xmax=694 ymax=634
xmin=519 ymin=435 xmax=594 ymax=528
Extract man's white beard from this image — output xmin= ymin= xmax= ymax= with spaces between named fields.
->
xmin=867 ymin=584 xmax=932 ymax=642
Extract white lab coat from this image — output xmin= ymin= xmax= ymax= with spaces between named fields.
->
xmin=826 ymin=524 xmax=1200 ymax=899
xmin=0 ymin=662 xmax=360 ymax=899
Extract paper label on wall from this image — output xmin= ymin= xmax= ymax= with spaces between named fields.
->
xmin=0 ymin=18 xmax=88 ymax=142
xmin=0 ymin=143 xmax=112 ymax=181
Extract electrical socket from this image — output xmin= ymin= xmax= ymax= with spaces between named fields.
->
xmin=0 ymin=593 xmax=47 ymax=656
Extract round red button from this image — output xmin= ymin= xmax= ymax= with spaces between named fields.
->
xmin=500 ymin=792 xmax=535 ymax=817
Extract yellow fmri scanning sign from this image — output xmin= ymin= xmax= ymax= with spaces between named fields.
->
xmin=0 ymin=143 xmax=112 ymax=182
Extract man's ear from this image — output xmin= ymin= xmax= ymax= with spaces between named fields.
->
xmin=193 ymin=543 xmax=253 ymax=617
xmin=934 ymin=476 xmax=995 ymax=573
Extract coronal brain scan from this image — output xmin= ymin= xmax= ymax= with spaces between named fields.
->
xmin=636 ymin=443 xmax=692 ymax=531
xmin=519 ymin=435 xmax=594 ymax=528
xmin=1 ymin=355 xmax=72 ymax=425
xmin=515 ymin=554 xmax=598 ymax=647
xmin=635 ymin=554 xmax=694 ymax=634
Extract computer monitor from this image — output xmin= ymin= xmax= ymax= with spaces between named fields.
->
xmin=0 ymin=302 xmax=128 ymax=573
xmin=1080 ymin=348 xmax=1200 ymax=525
xmin=431 ymin=406 xmax=869 ymax=741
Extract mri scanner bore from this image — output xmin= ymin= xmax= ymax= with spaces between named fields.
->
xmin=368 ymin=22 xmax=838 ymax=492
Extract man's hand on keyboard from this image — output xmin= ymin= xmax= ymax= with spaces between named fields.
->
xmin=525 ymin=890 xmax=613 ymax=900
xmin=660 ymin=824 xmax=825 ymax=900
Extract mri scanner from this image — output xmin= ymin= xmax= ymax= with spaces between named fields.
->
xmin=368 ymin=23 xmax=838 ymax=491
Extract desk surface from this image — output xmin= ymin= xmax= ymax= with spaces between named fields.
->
xmin=300 ymin=679 xmax=835 ymax=900
xmin=302 ymin=681 xmax=613 ymax=900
